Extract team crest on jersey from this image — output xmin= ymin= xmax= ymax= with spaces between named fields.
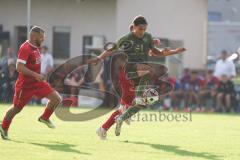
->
xmin=135 ymin=44 xmax=141 ymax=52
xmin=135 ymin=44 xmax=143 ymax=53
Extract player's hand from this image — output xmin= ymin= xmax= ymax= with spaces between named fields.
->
xmin=35 ymin=73 xmax=45 ymax=82
xmin=87 ymin=57 xmax=101 ymax=65
xmin=162 ymin=47 xmax=171 ymax=55
xmin=175 ymin=47 xmax=186 ymax=53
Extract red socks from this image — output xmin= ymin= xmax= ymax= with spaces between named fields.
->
xmin=102 ymin=110 xmax=121 ymax=131
xmin=41 ymin=107 xmax=54 ymax=120
xmin=2 ymin=117 xmax=12 ymax=131
xmin=1 ymin=107 xmax=54 ymax=131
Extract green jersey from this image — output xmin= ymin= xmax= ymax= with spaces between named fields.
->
xmin=116 ymin=32 xmax=154 ymax=62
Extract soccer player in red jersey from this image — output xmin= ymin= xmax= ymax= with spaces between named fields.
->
xmin=0 ymin=26 xmax=62 ymax=140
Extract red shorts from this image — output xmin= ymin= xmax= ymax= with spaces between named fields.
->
xmin=13 ymin=81 xmax=54 ymax=109
xmin=118 ymin=67 xmax=136 ymax=107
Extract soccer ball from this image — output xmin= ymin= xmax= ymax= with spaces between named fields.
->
xmin=142 ymin=88 xmax=159 ymax=105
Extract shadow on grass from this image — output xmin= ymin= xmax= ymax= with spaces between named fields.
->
xmin=10 ymin=140 xmax=90 ymax=155
xmin=121 ymin=140 xmax=222 ymax=160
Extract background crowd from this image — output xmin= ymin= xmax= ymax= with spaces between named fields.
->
xmin=0 ymin=47 xmax=239 ymax=113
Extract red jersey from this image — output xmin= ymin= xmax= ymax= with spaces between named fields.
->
xmin=16 ymin=41 xmax=41 ymax=88
xmin=118 ymin=67 xmax=135 ymax=105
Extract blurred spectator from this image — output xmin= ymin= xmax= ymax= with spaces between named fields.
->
xmin=101 ymin=57 xmax=116 ymax=107
xmin=161 ymin=75 xmax=176 ymax=110
xmin=214 ymin=50 xmax=236 ymax=79
xmin=183 ymin=71 xmax=204 ymax=111
xmin=63 ymin=66 xmax=86 ymax=106
xmin=180 ymin=68 xmax=191 ymax=85
xmin=65 ymin=70 xmax=84 ymax=88
xmin=0 ymin=59 xmax=18 ymax=102
xmin=169 ymin=79 xmax=183 ymax=111
xmin=216 ymin=74 xmax=235 ymax=113
xmin=169 ymin=68 xmax=192 ymax=111
xmin=199 ymin=70 xmax=219 ymax=111
xmin=41 ymin=46 xmax=53 ymax=75
xmin=0 ymin=47 xmax=17 ymax=73
xmin=40 ymin=46 xmax=54 ymax=105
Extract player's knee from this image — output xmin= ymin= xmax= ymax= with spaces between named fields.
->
xmin=49 ymin=93 xmax=62 ymax=104
xmin=137 ymin=104 xmax=146 ymax=109
xmin=54 ymin=95 xmax=62 ymax=104
xmin=12 ymin=106 xmax=22 ymax=115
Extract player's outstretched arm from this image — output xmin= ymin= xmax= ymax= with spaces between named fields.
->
xmin=16 ymin=62 xmax=45 ymax=81
xmin=87 ymin=48 xmax=116 ymax=65
xmin=150 ymin=47 xmax=186 ymax=57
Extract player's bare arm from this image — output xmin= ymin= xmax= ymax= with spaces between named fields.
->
xmin=149 ymin=47 xmax=186 ymax=57
xmin=16 ymin=62 xmax=45 ymax=82
xmin=87 ymin=48 xmax=116 ymax=65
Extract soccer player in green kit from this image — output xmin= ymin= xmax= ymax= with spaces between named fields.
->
xmin=88 ymin=15 xmax=186 ymax=139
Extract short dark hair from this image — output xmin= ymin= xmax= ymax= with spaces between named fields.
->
xmin=132 ymin=15 xmax=148 ymax=26
xmin=129 ymin=24 xmax=133 ymax=31
xmin=30 ymin=26 xmax=44 ymax=34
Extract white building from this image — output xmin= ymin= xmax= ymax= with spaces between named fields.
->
xmin=208 ymin=0 xmax=240 ymax=22
xmin=0 ymin=0 xmax=208 ymax=71
xmin=208 ymin=0 xmax=240 ymax=58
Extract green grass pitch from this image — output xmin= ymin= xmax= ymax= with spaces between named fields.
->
xmin=0 ymin=104 xmax=240 ymax=160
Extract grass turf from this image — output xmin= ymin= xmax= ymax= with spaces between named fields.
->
xmin=0 ymin=104 xmax=240 ymax=160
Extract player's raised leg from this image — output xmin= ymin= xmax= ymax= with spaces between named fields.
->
xmin=96 ymin=109 xmax=121 ymax=140
xmin=39 ymin=89 xmax=62 ymax=129
xmin=115 ymin=104 xmax=144 ymax=136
